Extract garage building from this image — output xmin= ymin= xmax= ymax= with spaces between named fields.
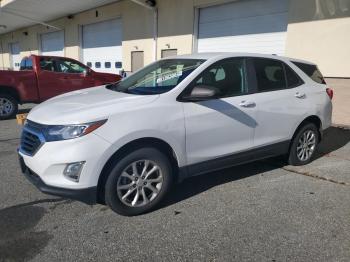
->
xmin=0 ymin=0 xmax=349 ymax=79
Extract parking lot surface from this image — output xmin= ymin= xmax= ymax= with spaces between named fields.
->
xmin=0 ymin=106 xmax=349 ymax=262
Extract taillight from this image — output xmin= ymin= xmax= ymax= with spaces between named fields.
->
xmin=326 ymin=88 xmax=334 ymax=100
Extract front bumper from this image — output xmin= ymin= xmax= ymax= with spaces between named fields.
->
xmin=19 ymin=155 xmax=97 ymax=204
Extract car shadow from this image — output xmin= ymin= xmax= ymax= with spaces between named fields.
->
xmin=161 ymin=160 xmax=284 ymax=210
xmin=198 ymin=99 xmax=258 ymax=128
xmin=160 ymin=126 xmax=349 ymax=210
xmin=315 ymin=126 xmax=350 ymax=159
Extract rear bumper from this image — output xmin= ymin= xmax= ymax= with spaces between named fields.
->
xmin=19 ymin=155 xmax=97 ymax=205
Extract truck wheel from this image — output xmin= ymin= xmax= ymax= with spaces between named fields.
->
xmin=288 ymin=123 xmax=319 ymax=166
xmin=105 ymin=147 xmax=173 ymax=216
xmin=0 ymin=94 xmax=18 ymax=120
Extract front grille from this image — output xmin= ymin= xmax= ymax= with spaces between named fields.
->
xmin=20 ymin=121 xmax=45 ymax=156
xmin=20 ymin=130 xmax=42 ymax=156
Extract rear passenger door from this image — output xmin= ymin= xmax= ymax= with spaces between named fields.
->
xmin=250 ymin=58 xmax=308 ymax=148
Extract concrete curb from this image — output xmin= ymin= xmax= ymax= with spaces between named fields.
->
xmin=332 ymin=124 xmax=350 ymax=130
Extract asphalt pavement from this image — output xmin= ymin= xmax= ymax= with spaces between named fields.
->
xmin=0 ymin=105 xmax=349 ymax=262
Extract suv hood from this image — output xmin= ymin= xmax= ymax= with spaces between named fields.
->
xmin=28 ymin=86 xmax=159 ymax=125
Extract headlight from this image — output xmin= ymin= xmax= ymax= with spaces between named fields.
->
xmin=43 ymin=119 xmax=107 ymax=142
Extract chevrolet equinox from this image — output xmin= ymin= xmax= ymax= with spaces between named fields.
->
xmin=18 ymin=53 xmax=333 ymax=216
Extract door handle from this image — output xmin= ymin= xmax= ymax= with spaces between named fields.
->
xmin=295 ymin=92 xmax=306 ymax=99
xmin=239 ymin=101 xmax=256 ymax=108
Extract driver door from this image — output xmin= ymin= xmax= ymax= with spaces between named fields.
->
xmin=37 ymin=57 xmax=91 ymax=100
xmin=182 ymin=58 xmax=257 ymax=172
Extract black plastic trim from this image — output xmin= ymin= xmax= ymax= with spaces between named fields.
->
xmin=19 ymin=156 xmax=97 ymax=205
xmin=179 ymin=140 xmax=290 ymax=180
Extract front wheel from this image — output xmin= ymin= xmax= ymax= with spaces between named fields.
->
xmin=0 ymin=94 xmax=18 ymax=120
xmin=288 ymin=123 xmax=319 ymax=166
xmin=105 ymin=147 xmax=173 ymax=216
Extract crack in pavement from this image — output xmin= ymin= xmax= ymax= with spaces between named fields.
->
xmin=0 ymin=138 xmax=20 ymax=142
xmin=265 ymin=161 xmax=349 ymax=187
xmin=281 ymin=166 xmax=349 ymax=186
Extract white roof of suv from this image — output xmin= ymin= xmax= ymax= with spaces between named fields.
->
xmin=170 ymin=52 xmax=316 ymax=66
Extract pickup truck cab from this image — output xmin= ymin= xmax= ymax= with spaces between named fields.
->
xmin=0 ymin=55 xmax=121 ymax=120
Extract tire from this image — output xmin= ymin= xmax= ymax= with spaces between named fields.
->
xmin=105 ymin=147 xmax=173 ymax=216
xmin=0 ymin=94 xmax=18 ymax=120
xmin=288 ymin=123 xmax=319 ymax=166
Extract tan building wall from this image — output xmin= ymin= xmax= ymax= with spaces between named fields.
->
xmin=0 ymin=0 xmax=155 ymax=71
xmin=286 ymin=0 xmax=350 ymax=78
xmin=0 ymin=0 xmax=349 ymax=77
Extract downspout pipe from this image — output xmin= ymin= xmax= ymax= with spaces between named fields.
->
xmin=0 ymin=39 xmax=4 ymax=69
xmin=153 ymin=8 xmax=158 ymax=61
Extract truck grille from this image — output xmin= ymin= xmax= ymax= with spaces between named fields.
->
xmin=20 ymin=121 xmax=45 ymax=156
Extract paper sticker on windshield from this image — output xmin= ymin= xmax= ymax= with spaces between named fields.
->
xmin=156 ymin=71 xmax=183 ymax=84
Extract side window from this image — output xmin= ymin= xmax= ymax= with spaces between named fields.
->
xmin=55 ymin=59 xmax=86 ymax=74
xmin=25 ymin=58 xmax=33 ymax=70
xmin=20 ymin=59 xmax=26 ymax=70
xmin=39 ymin=58 xmax=55 ymax=72
xmin=292 ymin=62 xmax=326 ymax=84
xmin=253 ymin=58 xmax=286 ymax=92
xmin=285 ymin=64 xmax=303 ymax=88
xmin=193 ymin=58 xmax=247 ymax=98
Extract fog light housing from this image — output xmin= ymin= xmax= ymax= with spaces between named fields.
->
xmin=63 ymin=162 xmax=85 ymax=182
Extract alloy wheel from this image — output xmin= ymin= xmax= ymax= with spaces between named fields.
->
xmin=296 ymin=130 xmax=316 ymax=161
xmin=117 ymin=160 xmax=163 ymax=207
xmin=0 ymin=98 xmax=13 ymax=117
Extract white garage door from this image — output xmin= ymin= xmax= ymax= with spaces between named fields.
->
xmin=198 ymin=0 xmax=289 ymax=55
xmin=40 ymin=30 xmax=65 ymax=56
xmin=9 ymin=42 xmax=21 ymax=70
xmin=82 ymin=19 xmax=122 ymax=74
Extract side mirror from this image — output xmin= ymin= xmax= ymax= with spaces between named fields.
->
xmin=83 ymin=68 xmax=91 ymax=77
xmin=182 ymin=85 xmax=218 ymax=102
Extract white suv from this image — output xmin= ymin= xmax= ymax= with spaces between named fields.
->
xmin=18 ymin=53 xmax=333 ymax=216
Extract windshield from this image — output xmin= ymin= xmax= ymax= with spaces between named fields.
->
xmin=107 ymin=59 xmax=205 ymax=95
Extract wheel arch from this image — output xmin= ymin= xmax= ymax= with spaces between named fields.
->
xmin=0 ymin=86 xmax=21 ymax=103
xmin=290 ymin=115 xmax=322 ymax=149
xmin=96 ymin=137 xmax=180 ymax=204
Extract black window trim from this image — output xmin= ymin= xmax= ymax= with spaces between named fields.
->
xmin=177 ymin=57 xmax=254 ymax=102
xmin=283 ymin=62 xmax=305 ymax=89
xmin=249 ymin=57 xmax=304 ymax=94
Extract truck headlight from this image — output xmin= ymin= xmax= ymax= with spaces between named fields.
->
xmin=44 ymin=119 xmax=107 ymax=142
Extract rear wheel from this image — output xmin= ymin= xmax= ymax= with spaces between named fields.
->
xmin=105 ymin=147 xmax=173 ymax=216
xmin=288 ymin=123 xmax=319 ymax=166
xmin=0 ymin=94 xmax=18 ymax=120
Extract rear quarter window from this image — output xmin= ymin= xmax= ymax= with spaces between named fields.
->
xmin=284 ymin=64 xmax=304 ymax=88
xmin=292 ymin=62 xmax=326 ymax=84
xmin=20 ymin=58 xmax=33 ymax=70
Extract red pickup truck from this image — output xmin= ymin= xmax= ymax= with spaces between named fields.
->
xmin=0 ymin=55 xmax=121 ymax=120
